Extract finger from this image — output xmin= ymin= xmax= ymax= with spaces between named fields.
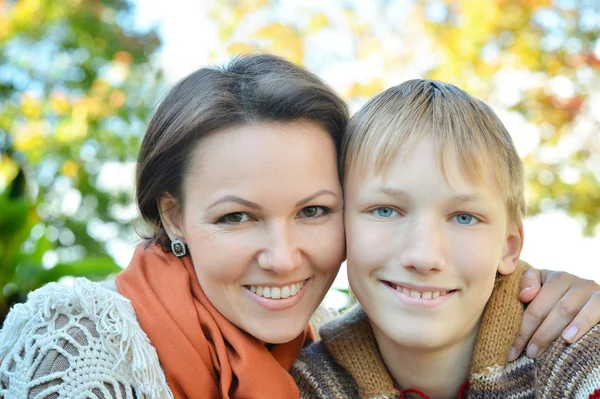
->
xmin=561 ymin=291 xmax=600 ymax=343
xmin=509 ymin=273 xmax=571 ymax=360
xmin=519 ymin=268 xmax=543 ymax=303
xmin=523 ymin=286 xmax=590 ymax=358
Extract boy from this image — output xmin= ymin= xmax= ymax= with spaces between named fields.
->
xmin=291 ymin=80 xmax=600 ymax=398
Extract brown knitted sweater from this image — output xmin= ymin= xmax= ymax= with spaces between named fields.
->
xmin=291 ymin=265 xmax=600 ymax=398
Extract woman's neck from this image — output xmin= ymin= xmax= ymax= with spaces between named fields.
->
xmin=371 ymin=320 xmax=480 ymax=399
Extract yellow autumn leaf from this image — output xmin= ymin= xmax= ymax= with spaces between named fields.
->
xmin=56 ymin=119 xmax=88 ymax=143
xmin=250 ymin=23 xmax=304 ymax=64
xmin=109 ymin=90 xmax=126 ymax=108
xmin=344 ymin=8 xmax=367 ymax=36
xmin=241 ymin=0 xmax=268 ymax=11
xmin=0 ymin=8 xmax=10 ymax=42
xmin=357 ymin=37 xmax=383 ymax=59
xmin=60 ymin=160 xmax=79 ymax=178
xmin=74 ymin=96 xmax=107 ymax=120
xmin=13 ymin=121 xmax=46 ymax=152
xmin=50 ymin=91 xmax=70 ymax=115
xmin=91 ymin=78 xmax=110 ymax=96
xmin=226 ymin=42 xmax=257 ymax=55
xmin=13 ymin=0 xmax=41 ymax=27
xmin=347 ymin=79 xmax=384 ymax=99
xmin=113 ymin=50 xmax=133 ymax=64
xmin=516 ymin=0 xmax=550 ymax=7
xmin=0 ymin=154 xmax=19 ymax=191
xmin=307 ymin=13 xmax=329 ymax=34
xmin=21 ymin=93 xmax=42 ymax=119
xmin=251 ymin=22 xmax=292 ymax=40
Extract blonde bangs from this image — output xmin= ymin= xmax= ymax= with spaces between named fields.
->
xmin=342 ymin=79 xmax=525 ymax=223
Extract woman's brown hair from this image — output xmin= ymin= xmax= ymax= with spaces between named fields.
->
xmin=136 ymin=54 xmax=349 ymax=249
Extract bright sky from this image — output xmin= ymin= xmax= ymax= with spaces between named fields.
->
xmin=128 ymin=0 xmax=600 ymax=308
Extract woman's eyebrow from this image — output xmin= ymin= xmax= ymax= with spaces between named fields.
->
xmin=296 ymin=189 xmax=339 ymax=207
xmin=208 ymin=196 xmax=262 ymax=210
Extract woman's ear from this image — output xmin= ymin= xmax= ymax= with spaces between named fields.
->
xmin=157 ymin=195 xmax=185 ymax=240
xmin=498 ymin=222 xmax=524 ymax=275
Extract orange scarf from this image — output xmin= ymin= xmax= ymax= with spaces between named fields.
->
xmin=115 ymin=243 xmax=308 ymax=398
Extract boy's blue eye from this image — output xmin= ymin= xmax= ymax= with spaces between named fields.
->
xmin=452 ymin=213 xmax=477 ymax=225
xmin=373 ymin=207 xmax=398 ymax=218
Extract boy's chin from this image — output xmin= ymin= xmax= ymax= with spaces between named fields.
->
xmin=375 ymin=320 xmax=475 ymax=352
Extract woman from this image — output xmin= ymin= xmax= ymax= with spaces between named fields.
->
xmin=1 ymin=54 xmax=599 ymax=399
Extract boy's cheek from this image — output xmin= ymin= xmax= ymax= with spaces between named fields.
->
xmin=345 ymin=219 xmax=386 ymax=266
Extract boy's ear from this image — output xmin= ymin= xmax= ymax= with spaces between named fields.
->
xmin=157 ymin=195 xmax=185 ymax=240
xmin=498 ymin=222 xmax=524 ymax=275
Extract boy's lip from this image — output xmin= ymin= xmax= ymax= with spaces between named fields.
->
xmin=382 ymin=281 xmax=457 ymax=307
xmin=381 ymin=280 xmax=455 ymax=293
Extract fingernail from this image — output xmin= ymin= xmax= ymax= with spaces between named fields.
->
xmin=563 ymin=326 xmax=579 ymax=342
xmin=508 ymin=347 xmax=518 ymax=361
xmin=520 ymin=286 xmax=532 ymax=295
xmin=526 ymin=343 xmax=539 ymax=358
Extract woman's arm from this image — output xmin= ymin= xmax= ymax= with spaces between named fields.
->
xmin=511 ymin=268 xmax=600 ymax=361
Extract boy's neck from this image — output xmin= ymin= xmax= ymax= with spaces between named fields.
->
xmin=371 ymin=320 xmax=481 ymax=399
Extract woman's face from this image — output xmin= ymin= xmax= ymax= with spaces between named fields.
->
xmin=160 ymin=121 xmax=345 ymax=344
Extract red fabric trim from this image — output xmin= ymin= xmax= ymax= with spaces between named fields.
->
xmin=458 ymin=381 xmax=469 ymax=398
xmin=589 ymin=388 xmax=600 ymax=399
xmin=396 ymin=381 xmax=469 ymax=399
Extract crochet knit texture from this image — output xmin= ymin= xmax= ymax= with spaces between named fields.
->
xmin=0 ymin=278 xmax=339 ymax=399
xmin=0 ymin=278 xmax=172 ymax=399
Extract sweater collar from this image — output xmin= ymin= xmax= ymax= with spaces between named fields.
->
xmin=319 ymin=263 xmax=529 ymax=398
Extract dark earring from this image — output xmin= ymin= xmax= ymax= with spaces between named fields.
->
xmin=171 ymin=237 xmax=187 ymax=257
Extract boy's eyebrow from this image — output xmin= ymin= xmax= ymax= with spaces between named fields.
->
xmin=449 ymin=194 xmax=485 ymax=203
xmin=379 ymin=187 xmax=410 ymax=199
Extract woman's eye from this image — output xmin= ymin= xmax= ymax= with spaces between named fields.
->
xmin=218 ymin=212 xmax=251 ymax=224
xmin=298 ymin=206 xmax=328 ymax=218
xmin=452 ymin=213 xmax=478 ymax=225
xmin=372 ymin=207 xmax=398 ymax=218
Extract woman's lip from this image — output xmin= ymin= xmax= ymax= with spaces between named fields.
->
xmin=244 ymin=278 xmax=309 ymax=288
xmin=245 ymin=279 xmax=309 ymax=311
xmin=383 ymin=281 xmax=457 ymax=308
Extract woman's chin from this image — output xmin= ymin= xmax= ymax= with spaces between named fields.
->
xmin=250 ymin=321 xmax=308 ymax=345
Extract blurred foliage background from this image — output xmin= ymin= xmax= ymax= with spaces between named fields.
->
xmin=1 ymin=0 xmax=599 ymax=321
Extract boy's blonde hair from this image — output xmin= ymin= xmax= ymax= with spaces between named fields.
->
xmin=342 ymin=79 xmax=525 ymax=223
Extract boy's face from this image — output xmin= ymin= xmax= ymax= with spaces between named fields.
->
xmin=344 ymin=137 xmax=522 ymax=350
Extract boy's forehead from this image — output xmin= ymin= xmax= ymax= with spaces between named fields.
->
xmin=344 ymin=139 xmax=502 ymax=199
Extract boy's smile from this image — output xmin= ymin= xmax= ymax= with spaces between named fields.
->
xmin=344 ymin=137 xmax=522 ymax=350
xmin=382 ymin=280 xmax=457 ymax=308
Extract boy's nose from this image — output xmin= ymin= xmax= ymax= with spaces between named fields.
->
xmin=257 ymin=224 xmax=303 ymax=274
xmin=399 ymin=217 xmax=447 ymax=273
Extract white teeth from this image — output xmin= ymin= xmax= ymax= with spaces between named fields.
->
xmin=394 ymin=284 xmax=449 ymax=300
xmin=248 ymin=281 xmax=306 ymax=299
